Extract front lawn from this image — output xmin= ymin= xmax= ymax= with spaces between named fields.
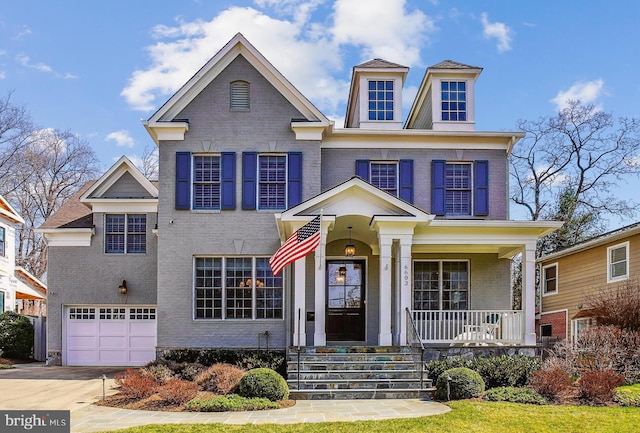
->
xmin=97 ymin=400 xmax=639 ymax=433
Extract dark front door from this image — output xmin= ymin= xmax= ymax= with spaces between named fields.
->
xmin=326 ymin=260 xmax=365 ymax=341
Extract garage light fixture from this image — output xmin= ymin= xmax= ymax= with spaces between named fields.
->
xmin=118 ymin=280 xmax=128 ymax=295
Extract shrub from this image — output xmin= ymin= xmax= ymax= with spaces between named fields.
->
xmin=195 ymin=363 xmax=245 ymax=395
xmin=176 ymin=363 xmax=206 ymax=382
xmin=141 ymin=364 xmax=174 ymax=384
xmin=614 ymin=384 xmax=640 ymax=407
xmin=156 ymin=378 xmax=200 ymax=404
xmin=115 ymin=369 xmax=157 ymax=399
xmin=425 ymin=357 xmax=473 ymax=384
xmin=528 ymin=368 xmax=572 ymax=402
xmin=434 ymin=367 xmax=485 ymax=401
xmin=184 ymin=394 xmax=279 ymax=412
xmin=0 ymin=311 xmax=34 ymax=359
xmin=483 ymin=386 xmax=547 ymax=405
xmin=473 ymin=355 xmax=541 ymax=389
xmin=238 ymin=368 xmax=289 ymax=401
xmin=577 ymin=369 xmax=625 ymax=405
xmin=161 ymin=349 xmax=287 ymax=377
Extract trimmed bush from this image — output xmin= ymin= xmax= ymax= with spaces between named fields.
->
xmin=434 ymin=367 xmax=485 ymax=401
xmin=483 ymin=386 xmax=547 ymax=405
xmin=577 ymin=369 xmax=625 ymax=405
xmin=115 ymin=369 xmax=157 ymax=399
xmin=184 ymin=394 xmax=279 ymax=412
xmin=141 ymin=364 xmax=174 ymax=384
xmin=195 ymin=363 xmax=246 ymax=395
xmin=156 ymin=378 xmax=200 ymax=404
xmin=614 ymin=385 xmax=640 ymax=407
xmin=0 ymin=311 xmax=34 ymax=359
xmin=161 ymin=349 xmax=287 ymax=377
xmin=528 ymin=368 xmax=572 ymax=402
xmin=238 ymin=368 xmax=289 ymax=401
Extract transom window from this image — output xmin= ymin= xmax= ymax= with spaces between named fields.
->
xmin=607 ymin=242 xmax=629 ymax=282
xmin=370 ymin=162 xmax=398 ymax=196
xmin=258 ymin=155 xmax=286 ymax=210
xmin=542 ymin=263 xmax=558 ymax=295
xmin=368 ymin=80 xmax=394 ymax=121
xmin=99 ymin=308 xmax=126 ymax=320
xmin=193 ymin=155 xmax=221 ymax=210
xmin=445 ymin=163 xmax=472 ymax=215
xmin=413 ymin=261 xmax=469 ymax=311
xmin=105 ymin=214 xmax=146 ymax=254
xmin=441 ymin=81 xmax=466 ymax=121
xmin=194 ymin=257 xmax=283 ymax=320
xmin=0 ymin=226 xmax=5 ymax=257
xmin=230 ymin=80 xmax=250 ymax=110
xmin=68 ymin=307 xmax=95 ymax=320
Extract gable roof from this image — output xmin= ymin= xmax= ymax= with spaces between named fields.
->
xmin=81 ymin=156 xmax=158 ymax=203
xmin=354 ymin=58 xmax=408 ymax=69
xmin=428 ymin=60 xmax=482 ymax=70
xmin=539 ymin=221 xmax=640 ymax=262
xmin=38 ymin=181 xmax=94 ymax=229
xmin=0 ymin=195 xmax=25 ymax=225
xmin=144 ymin=33 xmax=330 ymax=144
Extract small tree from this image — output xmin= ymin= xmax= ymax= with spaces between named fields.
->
xmin=588 ymin=278 xmax=640 ymax=332
xmin=0 ymin=311 xmax=34 ymax=359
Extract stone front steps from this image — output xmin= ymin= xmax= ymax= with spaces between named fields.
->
xmin=286 ymin=346 xmax=434 ymax=400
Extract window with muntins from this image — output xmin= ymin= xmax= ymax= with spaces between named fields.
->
xmin=193 ymin=155 xmax=221 ymax=209
xmin=413 ymin=260 xmax=469 ymax=311
xmin=445 ymin=163 xmax=472 ymax=215
xmin=608 ymin=242 xmax=629 ymax=282
xmin=441 ymin=81 xmax=466 ymax=121
xmin=0 ymin=226 xmax=4 ymax=257
xmin=105 ymin=214 xmax=146 ymax=254
xmin=194 ymin=257 xmax=283 ymax=320
xmin=368 ymin=80 xmax=394 ymax=120
xmin=230 ymin=80 xmax=250 ymax=110
xmin=543 ymin=263 xmax=558 ymax=295
xmin=370 ymin=162 xmax=398 ymax=196
xmin=258 ymin=155 xmax=287 ymax=209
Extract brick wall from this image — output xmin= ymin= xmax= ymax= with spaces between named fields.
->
xmin=537 ymin=310 xmax=567 ymax=339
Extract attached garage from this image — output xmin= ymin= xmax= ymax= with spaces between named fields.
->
xmin=65 ymin=306 xmax=157 ymax=366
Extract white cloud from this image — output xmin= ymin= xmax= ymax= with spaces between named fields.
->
xmin=106 ymin=130 xmax=135 ymax=148
xmin=480 ymin=12 xmax=512 ymax=53
xmin=550 ymin=79 xmax=604 ymax=111
xmin=0 ymin=71 xmax=5 ymax=80
xmin=12 ymin=25 xmax=32 ymax=40
xmin=121 ymin=2 xmax=436 ymax=113
xmin=16 ymin=54 xmax=53 ymax=72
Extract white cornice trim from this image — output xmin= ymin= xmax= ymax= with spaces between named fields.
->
xmin=290 ymin=122 xmax=330 ymax=140
xmin=81 ymin=156 xmax=158 ymax=201
xmin=37 ymin=229 xmax=93 ymax=247
xmin=143 ymin=122 xmax=189 ymax=145
xmin=87 ymin=200 xmax=158 ymax=214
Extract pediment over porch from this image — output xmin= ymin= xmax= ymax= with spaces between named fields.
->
xmin=274 ymin=176 xmax=434 ymax=245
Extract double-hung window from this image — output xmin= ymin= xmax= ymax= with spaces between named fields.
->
xmin=370 ymin=162 xmax=398 ymax=196
xmin=542 ymin=263 xmax=558 ymax=295
xmin=432 ymin=160 xmax=488 ymax=217
xmin=368 ymin=80 xmax=394 ymax=121
xmin=194 ymin=257 xmax=283 ymax=320
xmin=607 ymin=242 xmax=629 ymax=282
xmin=441 ymin=81 xmax=466 ymax=121
xmin=445 ymin=163 xmax=472 ymax=215
xmin=413 ymin=260 xmax=469 ymax=311
xmin=105 ymin=214 xmax=146 ymax=254
xmin=193 ymin=155 xmax=221 ymax=210
xmin=0 ymin=226 xmax=5 ymax=257
xmin=258 ymin=155 xmax=287 ymax=209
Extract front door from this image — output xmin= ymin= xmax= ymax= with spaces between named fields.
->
xmin=326 ymin=260 xmax=365 ymax=341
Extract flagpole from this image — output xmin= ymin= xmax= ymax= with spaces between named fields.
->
xmin=318 ymin=209 xmax=323 ymax=269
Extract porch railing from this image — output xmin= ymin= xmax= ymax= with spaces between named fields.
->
xmin=410 ymin=309 xmax=524 ymax=345
xmin=405 ymin=308 xmax=425 ymax=391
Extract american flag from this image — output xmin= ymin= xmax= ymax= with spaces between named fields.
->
xmin=269 ymin=216 xmax=321 ymax=276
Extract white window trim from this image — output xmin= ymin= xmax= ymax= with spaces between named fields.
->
xmin=571 ymin=316 xmax=596 ymax=345
xmin=445 ymin=162 xmax=474 ymax=217
xmin=370 ymin=160 xmax=399 ymax=196
xmin=104 ymin=213 xmax=147 ymax=255
xmin=607 ymin=241 xmax=629 ymax=283
xmin=192 ymin=153 xmax=222 ymax=212
xmin=257 ymin=153 xmax=288 ymax=211
xmin=542 ymin=262 xmax=558 ymax=297
xmin=412 ymin=259 xmax=471 ymax=311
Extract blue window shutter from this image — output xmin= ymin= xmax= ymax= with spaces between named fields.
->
xmin=356 ymin=159 xmax=370 ymax=181
xmin=287 ymin=152 xmax=302 ymax=208
xmin=220 ymin=152 xmax=236 ymax=210
xmin=242 ymin=152 xmax=257 ymax=210
xmin=474 ymin=160 xmax=489 ymax=216
xmin=175 ymin=152 xmax=191 ymax=210
xmin=399 ymin=159 xmax=414 ymax=203
xmin=431 ymin=160 xmax=446 ymax=216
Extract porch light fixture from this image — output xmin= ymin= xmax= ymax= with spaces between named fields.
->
xmin=344 ymin=226 xmax=356 ymax=257
xmin=118 ymin=280 xmax=128 ymax=295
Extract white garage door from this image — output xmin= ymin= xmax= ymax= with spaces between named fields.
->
xmin=65 ymin=306 xmax=157 ymax=366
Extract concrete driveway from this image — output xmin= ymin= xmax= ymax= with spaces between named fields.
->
xmin=0 ymin=364 xmax=124 ymax=411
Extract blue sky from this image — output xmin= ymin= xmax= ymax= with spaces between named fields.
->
xmin=1 ymin=0 xmax=639 ymax=226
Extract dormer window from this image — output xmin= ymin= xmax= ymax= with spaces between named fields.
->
xmin=230 ymin=80 xmax=250 ymax=110
xmin=368 ymin=80 xmax=394 ymax=121
xmin=441 ymin=81 xmax=466 ymax=121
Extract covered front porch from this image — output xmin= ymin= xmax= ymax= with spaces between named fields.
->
xmin=275 ymin=178 xmax=561 ymax=349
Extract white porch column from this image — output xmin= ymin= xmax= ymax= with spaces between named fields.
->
xmin=379 ymin=235 xmax=393 ymax=345
xmin=398 ymin=235 xmax=413 ymax=345
xmin=293 ymin=258 xmax=306 ymax=347
xmin=313 ymin=221 xmax=330 ymax=346
xmin=522 ymin=241 xmax=537 ymax=345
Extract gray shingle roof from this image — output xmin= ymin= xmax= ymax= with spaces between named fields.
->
xmin=428 ymin=60 xmax=482 ymax=70
xmin=355 ymin=58 xmax=408 ymax=69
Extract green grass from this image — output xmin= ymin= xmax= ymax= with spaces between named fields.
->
xmin=98 ymin=401 xmax=640 ymax=433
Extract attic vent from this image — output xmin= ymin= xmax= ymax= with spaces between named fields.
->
xmin=230 ymin=80 xmax=250 ymax=110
